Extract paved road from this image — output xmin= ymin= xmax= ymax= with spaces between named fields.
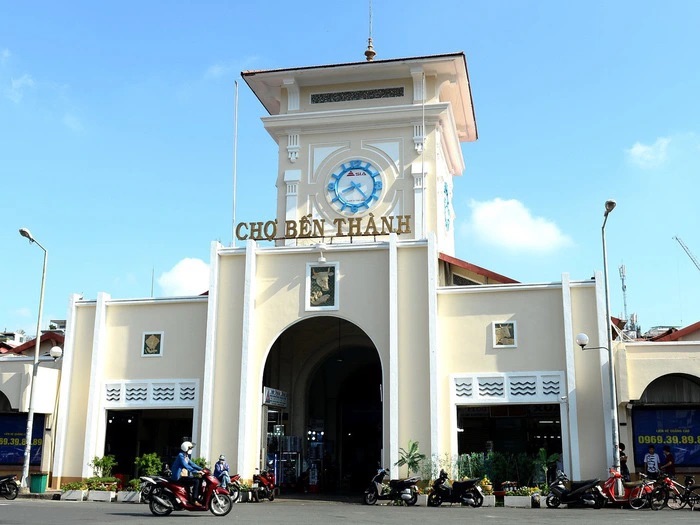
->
xmin=2 ymin=498 xmax=699 ymax=525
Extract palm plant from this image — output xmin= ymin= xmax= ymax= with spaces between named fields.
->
xmin=395 ymin=440 xmax=426 ymax=475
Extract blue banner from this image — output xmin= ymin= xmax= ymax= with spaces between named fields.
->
xmin=0 ymin=413 xmax=44 ymax=465
xmin=632 ymin=407 xmax=700 ymax=467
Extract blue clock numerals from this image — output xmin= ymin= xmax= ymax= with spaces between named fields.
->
xmin=327 ymin=160 xmax=382 ymax=214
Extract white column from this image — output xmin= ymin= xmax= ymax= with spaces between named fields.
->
xmin=237 ymin=240 xmax=257 ymax=473
xmin=560 ymin=273 xmax=580 ymax=478
xmin=284 ymin=169 xmax=301 ymax=246
xmin=52 ymin=293 xmax=81 ymax=481
xmin=199 ymin=241 xmax=221 ymax=461
xmin=81 ymin=292 xmax=110 ymax=478
xmin=595 ymin=270 xmax=615 ymax=469
xmin=388 ymin=234 xmax=399 ymax=477
xmin=427 ymin=233 xmax=439 ymax=455
xmin=411 ymin=163 xmax=426 ymax=240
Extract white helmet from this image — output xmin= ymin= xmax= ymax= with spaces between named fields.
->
xmin=181 ymin=441 xmax=195 ymax=452
xmin=219 ymin=454 xmax=226 ymax=461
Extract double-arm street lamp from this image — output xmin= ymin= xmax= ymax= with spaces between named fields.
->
xmin=576 ymin=199 xmax=620 ymax=473
xmin=18 ymin=227 xmax=48 ymax=489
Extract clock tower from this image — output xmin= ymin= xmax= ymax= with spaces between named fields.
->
xmin=242 ymin=52 xmax=477 ymax=256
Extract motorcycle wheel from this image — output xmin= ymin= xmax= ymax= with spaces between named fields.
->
xmin=268 ymin=491 xmax=275 ymax=502
xmin=427 ymin=493 xmax=442 ymax=507
xmin=3 ymin=483 xmax=18 ymax=501
xmin=650 ymin=487 xmax=666 ymax=511
xmin=406 ymin=490 xmax=418 ymax=506
xmin=227 ymin=483 xmax=240 ymax=503
xmin=149 ymin=497 xmax=173 ymax=516
xmin=628 ymin=486 xmax=647 ymax=510
xmin=593 ymin=494 xmax=606 ymax=509
xmin=140 ymin=484 xmax=153 ymax=503
xmin=470 ymin=491 xmax=484 ymax=508
xmin=363 ymin=491 xmax=378 ymax=505
xmin=546 ymin=494 xmax=561 ymax=508
xmin=210 ymin=493 xmax=233 ymax=516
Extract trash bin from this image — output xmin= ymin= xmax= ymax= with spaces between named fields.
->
xmin=29 ymin=473 xmax=48 ymax=493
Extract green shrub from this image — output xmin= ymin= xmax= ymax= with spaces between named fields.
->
xmin=61 ymin=481 xmax=87 ymax=491
xmin=89 ymin=455 xmax=118 ymax=477
xmin=128 ymin=478 xmax=141 ymax=490
xmin=191 ymin=457 xmax=209 ymax=469
xmin=85 ymin=476 xmax=119 ymax=491
xmin=134 ymin=452 xmax=162 ymax=476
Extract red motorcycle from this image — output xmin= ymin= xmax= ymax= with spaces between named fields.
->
xmin=226 ymin=472 xmax=243 ymax=503
xmin=600 ymin=468 xmax=657 ymax=509
xmin=149 ymin=468 xmax=233 ymax=516
xmin=252 ymin=467 xmax=276 ymax=502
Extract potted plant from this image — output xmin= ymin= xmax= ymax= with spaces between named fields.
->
xmin=86 ymin=455 xmax=119 ymax=501
xmin=503 ymin=485 xmax=537 ymax=508
xmin=479 ymin=476 xmax=496 ymax=507
xmin=61 ymin=480 xmax=88 ymax=501
xmin=395 ymin=440 xmax=426 ymax=476
xmin=117 ymin=478 xmax=142 ymax=503
xmin=238 ymin=481 xmax=252 ymax=502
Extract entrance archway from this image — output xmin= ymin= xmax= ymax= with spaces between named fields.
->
xmin=262 ymin=316 xmax=381 ymax=493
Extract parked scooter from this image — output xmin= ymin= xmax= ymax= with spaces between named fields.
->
xmin=427 ymin=469 xmax=483 ymax=507
xmin=600 ymin=468 xmax=656 ymax=509
xmin=363 ymin=467 xmax=419 ymax=506
xmin=545 ymin=471 xmax=606 ymax=508
xmin=148 ymin=468 xmax=233 ymax=516
xmin=226 ymin=473 xmax=242 ymax=503
xmin=0 ymin=474 xmax=19 ymax=500
xmin=252 ymin=468 xmax=276 ymax=502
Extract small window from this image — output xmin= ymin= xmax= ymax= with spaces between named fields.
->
xmin=492 ymin=322 xmax=517 ymax=348
xmin=142 ymin=331 xmax=164 ymax=357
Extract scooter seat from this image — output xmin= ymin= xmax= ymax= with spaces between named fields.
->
xmin=570 ymin=479 xmax=599 ymax=490
xmin=623 ymin=481 xmax=641 ymax=489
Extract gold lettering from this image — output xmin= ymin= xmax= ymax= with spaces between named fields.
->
xmin=235 ymin=222 xmax=249 ymax=240
xmin=364 ymin=213 xmax=379 ymax=236
xmin=299 ymin=215 xmax=312 ymax=237
xmin=397 ymin=215 xmax=412 ymax=234
xmin=249 ymin=222 xmax=264 ymax=240
xmin=263 ymin=220 xmax=277 ymax=241
xmin=333 ymin=218 xmax=347 ymax=236
xmin=380 ymin=216 xmax=395 ymax=235
xmin=348 ymin=218 xmax=362 ymax=236
xmin=312 ymin=219 xmax=326 ymax=238
xmin=285 ymin=220 xmax=298 ymax=238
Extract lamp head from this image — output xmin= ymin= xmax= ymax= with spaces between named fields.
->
xmin=604 ymin=200 xmax=616 ymax=216
xmin=575 ymin=333 xmax=590 ymax=349
xmin=49 ymin=346 xmax=63 ymax=361
xmin=19 ymin=227 xmax=35 ymax=243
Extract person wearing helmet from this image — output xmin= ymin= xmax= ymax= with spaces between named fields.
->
xmin=213 ymin=454 xmax=231 ymax=488
xmin=170 ymin=441 xmax=203 ymax=506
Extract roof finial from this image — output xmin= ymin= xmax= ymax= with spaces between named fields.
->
xmin=364 ymin=0 xmax=376 ymax=61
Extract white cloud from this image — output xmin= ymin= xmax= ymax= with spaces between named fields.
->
xmin=1 ymin=48 xmax=10 ymax=65
xmin=463 ymin=198 xmax=573 ymax=253
xmin=205 ymin=63 xmax=231 ymax=79
xmin=157 ymin=258 xmax=209 ymax=296
xmin=5 ymin=73 xmax=35 ymax=103
xmin=626 ymin=137 xmax=671 ymax=169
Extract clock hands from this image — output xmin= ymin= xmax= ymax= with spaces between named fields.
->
xmin=341 ymin=181 xmax=368 ymax=199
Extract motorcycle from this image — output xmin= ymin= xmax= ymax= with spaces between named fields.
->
xmin=427 ymin=469 xmax=483 ymax=507
xmin=0 ymin=474 xmax=19 ymax=500
xmin=545 ymin=471 xmax=606 ymax=508
xmin=252 ymin=468 xmax=276 ymax=502
xmin=139 ymin=463 xmax=173 ymax=503
xmin=225 ymin=473 xmax=242 ymax=503
xmin=600 ymin=468 xmax=656 ymax=509
xmin=363 ymin=467 xmax=419 ymax=506
xmin=148 ymin=468 xmax=233 ymax=516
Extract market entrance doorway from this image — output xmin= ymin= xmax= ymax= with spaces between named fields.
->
xmin=103 ymin=408 xmax=194 ymax=481
xmin=262 ymin=316 xmax=382 ymax=494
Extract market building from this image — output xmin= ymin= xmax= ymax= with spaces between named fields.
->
xmin=3 ymin=46 xmax=700 ymax=493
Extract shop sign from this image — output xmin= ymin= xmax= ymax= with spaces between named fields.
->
xmin=263 ymin=387 xmax=288 ymax=408
xmin=0 ymin=413 xmax=44 ymax=465
xmin=632 ymin=407 xmax=700 ymax=466
xmin=235 ymin=214 xmax=412 ymax=241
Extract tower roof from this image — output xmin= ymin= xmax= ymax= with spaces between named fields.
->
xmin=242 ymin=52 xmax=477 ymax=142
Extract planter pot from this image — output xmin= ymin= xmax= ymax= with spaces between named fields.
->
xmin=88 ymin=490 xmax=116 ymax=502
xmin=481 ymin=495 xmax=496 ymax=507
xmin=416 ymin=494 xmax=428 ymax=506
xmin=504 ymin=495 xmax=531 ymax=508
xmin=62 ymin=489 xmax=87 ymax=501
xmin=117 ymin=491 xmax=141 ymax=503
xmin=240 ymin=491 xmax=251 ymax=502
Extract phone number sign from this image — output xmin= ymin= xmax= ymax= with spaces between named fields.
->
xmin=632 ymin=407 xmax=700 ymax=467
xmin=0 ymin=413 xmax=44 ymax=466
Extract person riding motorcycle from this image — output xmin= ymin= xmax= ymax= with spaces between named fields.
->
xmin=213 ymin=455 xmax=231 ymax=488
xmin=170 ymin=441 xmax=203 ymax=506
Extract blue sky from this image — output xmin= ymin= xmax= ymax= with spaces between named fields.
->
xmin=2 ymin=1 xmax=699 ymax=336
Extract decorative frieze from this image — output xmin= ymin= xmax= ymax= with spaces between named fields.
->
xmin=104 ymin=380 xmax=199 ymax=407
xmin=453 ymin=372 xmax=564 ymax=404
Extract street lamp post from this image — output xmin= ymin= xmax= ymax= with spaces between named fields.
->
xmin=575 ymin=199 xmax=620 ymax=473
xmin=18 ymin=227 xmax=48 ymax=489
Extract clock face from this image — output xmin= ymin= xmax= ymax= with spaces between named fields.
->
xmin=327 ymin=160 xmax=383 ymax=214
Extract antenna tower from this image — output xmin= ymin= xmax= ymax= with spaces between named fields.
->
xmin=619 ymin=264 xmax=628 ymax=329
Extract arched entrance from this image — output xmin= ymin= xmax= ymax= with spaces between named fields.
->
xmin=631 ymin=373 xmax=700 ymax=469
xmin=262 ymin=316 xmax=381 ymax=494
